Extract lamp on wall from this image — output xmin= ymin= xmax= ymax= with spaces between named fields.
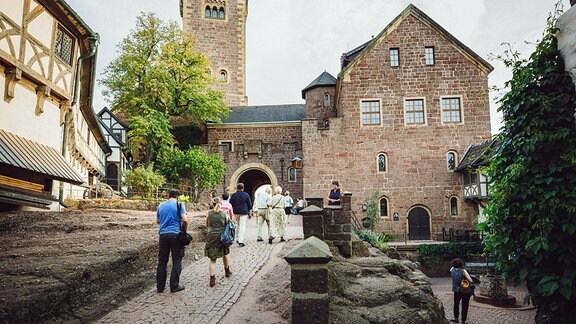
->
xmin=291 ymin=156 xmax=303 ymax=169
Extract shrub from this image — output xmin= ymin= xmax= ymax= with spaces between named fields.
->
xmin=124 ymin=165 xmax=165 ymax=199
xmin=418 ymin=242 xmax=483 ymax=268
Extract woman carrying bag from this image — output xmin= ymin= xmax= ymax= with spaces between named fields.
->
xmin=205 ymin=197 xmax=232 ymax=287
xmin=450 ymin=258 xmax=474 ymax=324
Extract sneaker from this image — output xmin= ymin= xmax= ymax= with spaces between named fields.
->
xmin=170 ymin=285 xmax=185 ymax=293
xmin=268 ymin=237 xmax=273 ymax=244
xmin=280 ymin=237 xmax=286 ymax=242
xmin=157 ymin=288 xmax=164 ymax=293
xmin=239 ymin=243 xmax=245 ymax=247
xmin=257 ymin=238 xmax=263 ymax=242
xmin=449 ymin=319 xmax=458 ymax=323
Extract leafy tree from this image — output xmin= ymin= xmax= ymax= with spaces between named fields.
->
xmin=124 ymin=164 xmax=166 ymax=199
xmin=101 ymin=13 xmax=228 ymax=167
xmin=481 ymin=7 xmax=576 ymax=323
xmin=158 ymin=147 xmax=226 ymax=202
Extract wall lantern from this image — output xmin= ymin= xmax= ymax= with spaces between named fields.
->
xmin=291 ymin=156 xmax=303 ymax=169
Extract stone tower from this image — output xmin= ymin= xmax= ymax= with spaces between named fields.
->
xmin=181 ymin=0 xmax=248 ymax=107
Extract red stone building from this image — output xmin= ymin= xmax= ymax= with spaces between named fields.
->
xmin=183 ymin=4 xmax=493 ymax=240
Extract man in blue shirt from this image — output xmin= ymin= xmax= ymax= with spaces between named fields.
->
xmin=156 ymin=189 xmax=188 ymax=293
xmin=229 ymin=183 xmax=252 ymax=247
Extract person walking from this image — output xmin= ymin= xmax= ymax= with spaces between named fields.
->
xmin=283 ymin=191 xmax=294 ymax=223
xmin=268 ymin=186 xmax=287 ymax=244
xmin=450 ymin=258 xmax=474 ymax=324
xmin=221 ymin=192 xmax=234 ymax=220
xmin=254 ymin=186 xmax=272 ymax=242
xmin=229 ymin=183 xmax=252 ymax=247
xmin=156 ymin=189 xmax=187 ymax=293
xmin=326 ymin=180 xmax=341 ymax=205
xmin=205 ymin=197 xmax=232 ymax=287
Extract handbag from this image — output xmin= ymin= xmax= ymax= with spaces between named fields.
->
xmin=220 ymin=219 xmax=236 ymax=247
xmin=460 ymin=278 xmax=473 ymax=294
xmin=176 ymin=202 xmax=193 ymax=246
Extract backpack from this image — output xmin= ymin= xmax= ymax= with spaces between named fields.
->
xmin=220 ymin=220 xmax=236 ymax=247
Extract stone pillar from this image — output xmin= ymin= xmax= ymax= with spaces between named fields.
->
xmin=300 ymin=205 xmax=324 ymax=240
xmin=324 ymin=192 xmax=352 ymax=257
xmin=284 ymin=236 xmax=333 ymax=324
xmin=306 ymin=196 xmax=324 ymax=209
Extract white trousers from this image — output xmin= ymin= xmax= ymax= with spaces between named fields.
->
xmin=236 ymin=214 xmax=248 ymax=244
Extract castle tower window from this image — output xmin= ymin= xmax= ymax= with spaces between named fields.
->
xmin=288 ymin=167 xmax=296 ymax=182
xmin=390 ymin=48 xmax=400 ymax=67
xmin=450 ymin=197 xmax=458 ymax=215
xmin=205 ymin=6 xmax=211 ymax=17
xmin=219 ymin=8 xmax=225 ymax=19
xmin=447 ymin=151 xmax=458 ymax=170
xmin=212 ymin=7 xmax=218 ymax=18
xmin=425 ymin=46 xmax=435 ymax=65
xmin=361 ymin=100 xmax=381 ymax=125
xmin=323 ymin=93 xmax=331 ymax=107
xmin=219 ymin=70 xmax=228 ymax=81
xmin=377 ymin=153 xmax=388 ymax=173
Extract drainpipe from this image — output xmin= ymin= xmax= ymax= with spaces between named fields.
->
xmin=58 ymin=34 xmax=100 ymax=208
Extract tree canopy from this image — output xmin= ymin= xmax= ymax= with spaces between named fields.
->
xmin=482 ymin=6 xmax=576 ymax=323
xmin=100 ymin=12 xmax=228 ymax=166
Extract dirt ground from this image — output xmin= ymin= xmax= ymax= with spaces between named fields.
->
xmin=0 ymin=207 xmax=292 ymax=323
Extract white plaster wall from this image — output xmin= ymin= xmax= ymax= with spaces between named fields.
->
xmin=26 ymin=9 xmax=53 ymax=49
xmin=0 ymin=1 xmax=24 ymax=28
xmin=558 ymin=5 xmax=576 ymax=84
xmin=0 ymin=81 xmax=62 ymax=149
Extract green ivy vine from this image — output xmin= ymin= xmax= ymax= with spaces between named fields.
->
xmin=481 ymin=4 xmax=576 ymax=323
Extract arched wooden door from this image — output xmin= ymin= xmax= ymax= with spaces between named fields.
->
xmin=408 ymin=206 xmax=431 ymax=240
xmin=106 ymin=163 xmax=118 ymax=191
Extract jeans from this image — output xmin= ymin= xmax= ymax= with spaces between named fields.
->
xmin=453 ymin=292 xmax=471 ymax=321
xmin=156 ymin=233 xmax=184 ymax=291
xmin=236 ymin=214 xmax=248 ymax=243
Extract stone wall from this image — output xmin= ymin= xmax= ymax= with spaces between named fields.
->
xmin=301 ymin=193 xmax=353 ymax=257
xmin=182 ymin=0 xmax=247 ymax=106
xmin=206 ymin=124 xmax=303 ymax=199
xmin=302 ymin=11 xmax=492 ymax=240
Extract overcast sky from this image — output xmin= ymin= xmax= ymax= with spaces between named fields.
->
xmin=72 ymin=0 xmax=569 ymax=134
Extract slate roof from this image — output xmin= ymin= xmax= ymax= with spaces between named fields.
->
xmin=341 ymin=38 xmax=375 ymax=70
xmin=455 ymin=138 xmax=500 ymax=172
xmin=0 ymin=130 xmax=84 ymax=184
xmin=209 ymin=104 xmax=307 ymax=125
xmin=301 ymin=72 xmax=337 ymax=99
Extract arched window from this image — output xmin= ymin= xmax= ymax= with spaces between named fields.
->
xmin=219 ymin=70 xmax=228 ymax=81
xmin=212 ymin=7 xmax=218 ymax=18
xmin=447 ymin=151 xmax=457 ymax=171
xmin=218 ymin=7 xmax=225 ymax=19
xmin=288 ymin=167 xmax=296 ymax=182
xmin=450 ymin=197 xmax=458 ymax=215
xmin=377 ymin=153 xmax=388 ymax=173
xmin=379 ymin=197 xmax=389 ymax=217
xmin=323 ymin=93 xmax=330 ymax=107
xmin=205 ymin=6 xmax=211 ymax=17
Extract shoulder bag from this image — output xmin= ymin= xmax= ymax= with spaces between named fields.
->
xmin=176 ymin=202 xmax=193 ymax=246
xmin=220 ymin=216 xmax=236 ymax=247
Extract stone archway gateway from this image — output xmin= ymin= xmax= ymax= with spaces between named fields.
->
xmin=407 ymin=206 xmax=431 ymax=240
xmin=229 ymin=163 xmax=279 ymax=199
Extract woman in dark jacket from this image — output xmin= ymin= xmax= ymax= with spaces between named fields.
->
xmin=205 ymin=197 xmax=232 ymax=287
xmin=450 ymin=258 xmax=474 ymax=324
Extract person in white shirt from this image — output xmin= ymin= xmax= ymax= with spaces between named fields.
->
xmin=254 ymin=186 xmax=272 ymax=242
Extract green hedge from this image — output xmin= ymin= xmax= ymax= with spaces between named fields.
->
xmin=418 ymin=242 xmax=483 ymax=268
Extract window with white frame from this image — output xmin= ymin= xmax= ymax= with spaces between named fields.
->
xmin=379 ymin=197 xmax=389 ymax=217
xmin=442 ymin=97 xmax=462 ymax=123
xmin=425 ymin=46 xmax=435 ymax=65
xmin=361 ymin=100 xmax=381 ymax=125
xmin=390 ymin=48 xmax=400 ymax=67
xmin=377 ymin=152 xmax=388 ymax=173
xmin=404 ymin=99 xmax=425 ymax=125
